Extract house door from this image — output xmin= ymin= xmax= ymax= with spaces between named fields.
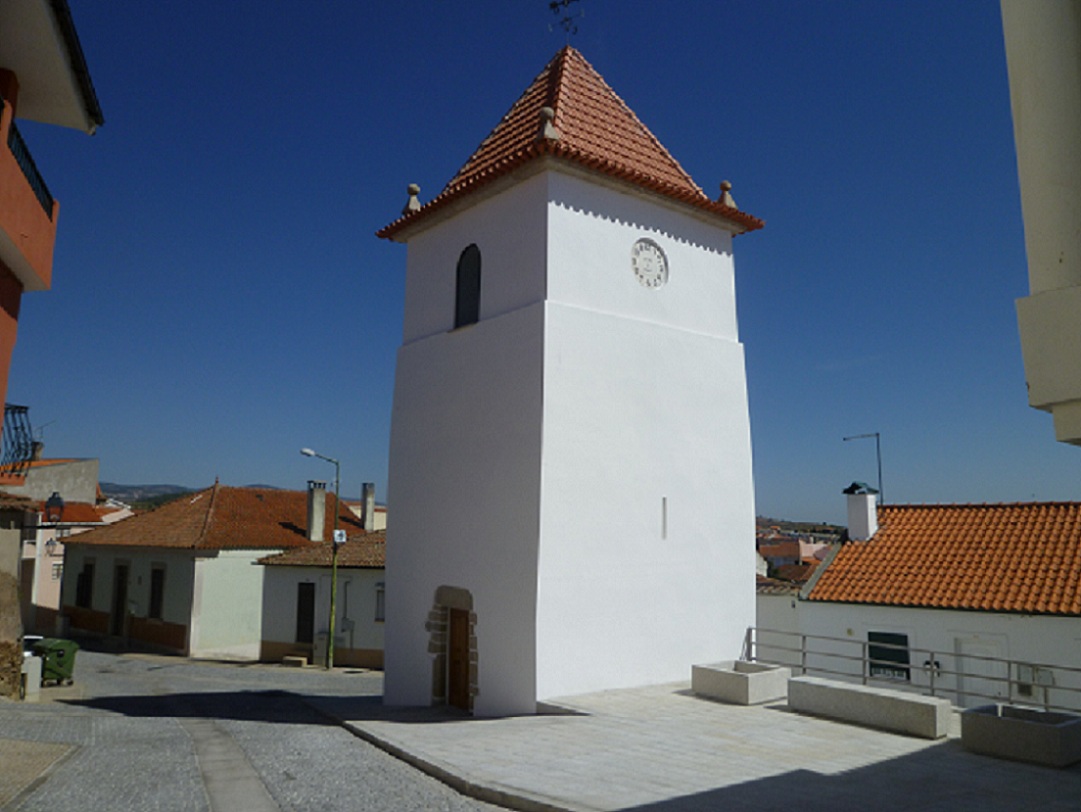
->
xmin=296 ymin=582 xmax=315 ymax=644
xmin=955 ymin=637 xmax=1008 ymax=708
xmin=448 ymin=608 xmax=470 ymax=710
xmin=110 ymin=563 xmax=129 ymax=636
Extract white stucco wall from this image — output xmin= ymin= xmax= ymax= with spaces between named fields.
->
xmin=189 ymin=550 xmax=266 ymax=660
xmin=385 ymin=303 xmax=546 ymax=715
xmin=534 ymin=173 xmax=754 ymax=698
xmin=798 ymin=601 xmax=1081 ymax=711
xmin=60 ymin=545 xmax=196 ymax=631
xmin=386 ymin=165 xmax=756 ymax=714
xmin=261 ymin=565 xmax=385 ymax=654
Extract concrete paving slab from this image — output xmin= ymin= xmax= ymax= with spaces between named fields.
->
xmin=0 ymin=737 xmax=74 ymax=807
xmin=308 ymin=681 xmax=1081 ymax=812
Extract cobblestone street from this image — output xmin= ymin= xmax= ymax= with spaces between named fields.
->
xmin=1 ymin=648 xmax=502 ymax=812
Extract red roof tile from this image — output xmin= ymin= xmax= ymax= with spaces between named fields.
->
xmin=807 ymin=503 xmax=1081 ymax=616
xmin=758 ymin=540 xmax=801 ymax=560
xmin=0 ymin=491 xmax=37 ymax=510
xmin=63 ymin=483 xmax=360 ymax=551
xmin=378 ymin=46 xmax=762 ymax=241
xmin=37 ymin=501 xmax=103 ymax=524
xmin=258 ymin=531 xmax=386 ymax=568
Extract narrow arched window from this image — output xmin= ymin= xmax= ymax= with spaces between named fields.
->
xmin=454 ymin=244 xmax=481 ymax=328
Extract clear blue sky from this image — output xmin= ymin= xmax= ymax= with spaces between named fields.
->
xmin=9 ymin=1 xmax=1079 ymax=524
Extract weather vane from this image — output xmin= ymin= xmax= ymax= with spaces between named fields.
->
xmin=549 ymin=0 xmax=584 ymax=36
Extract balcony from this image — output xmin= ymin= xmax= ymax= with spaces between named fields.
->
xmin=0 ymin=93 xmax=57 ymax=292
xmin=0 ymin=403 xmax=33 ymax=484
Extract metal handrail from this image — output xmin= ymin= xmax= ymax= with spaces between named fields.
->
xmin=2 ymin=95 xmax=54 ymax=219
xmin=744 ymin=625 xmax=1081 ymax=715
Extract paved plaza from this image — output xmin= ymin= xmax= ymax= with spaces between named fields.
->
xmin=2 ymin=647 xmax=1080 ymax=811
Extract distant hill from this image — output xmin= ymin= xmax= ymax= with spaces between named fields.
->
xmin=100 ymin=483 xmax=193 ymax=510
xmin=100 ymin=482 xmax=285 ymax=511
xmin=757 ymin=516 xmax=843 ymax=535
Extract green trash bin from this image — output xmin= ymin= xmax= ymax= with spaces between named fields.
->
xmin=32 ymin=638 xmax=79 ymax=686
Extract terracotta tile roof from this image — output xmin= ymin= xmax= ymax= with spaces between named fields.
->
xmin=756 ymin=574 xmax=801 ymax=595
xmin=0 ymin=491 xmax=37 ymax=510
xmin=258 ymin=530 xmax=386 ymax=569
xmin=63 ymin=483 xmax=360 ymax=551
xmin=378 ymin=46 xmax=762 ymax=241
xmin=774 ymin=561 xmax=819 ymax=584
xmin=37 ymin=501 xmax=103 ymax=524
xmin=758 ymin=540 xmax=801 ymax=560
xmin=807 ymin=503 xmax=1081 ymax=616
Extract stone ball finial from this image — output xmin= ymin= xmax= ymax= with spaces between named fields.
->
xmin=538 ymin=106 xmax=561 ymax=141
xmin=403 ymin=183 xmax=422 ymax=215
xmin=718 ymin=180 xmax=737 ymax=208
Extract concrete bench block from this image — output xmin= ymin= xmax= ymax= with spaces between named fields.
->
xmin=20 ymin=655 xmax=42 ymax=702
xmin=962 ymin=704 xmax=1081 ymax=767
xmin=692 ymin=660 xmax=791 ymax=705
xmin=282 ymin=655 xmax=308 ymax=667
xmin=788 ymin=675 xmax=952 ymax=739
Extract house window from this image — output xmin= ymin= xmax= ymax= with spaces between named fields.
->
xmin=296 ymin=582 xmax=316 ymax=644
xmin=454 ymin=244 xmax=481 ymax=328
xmin=51 ymin=562 xmax=63 ymax=580
xmin=149 ymin=566 xmax=166 ymax=620
xmin=375 ymin=581 xmax=385 ymax=622
xmin=75 ymin=560 xmax=95 ymax=608
xmin=868 ymin=631 xmax=910 ymax=681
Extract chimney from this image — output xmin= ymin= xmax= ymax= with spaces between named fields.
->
xmin=307 ymin=480 xmax=327 ymax=542
xmin=843 ymin=482 xmax=878 ymax=541
xmin=361 ymin=482 xmax=376 ymax=532
xmin=30 ymin=441 xmax=44 ymax=461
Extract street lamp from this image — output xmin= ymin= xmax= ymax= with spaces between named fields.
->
xmin=300 ymin=447 xmax=342 ymax=669
xmin=843 ymin=432 xmax=883 ymax=504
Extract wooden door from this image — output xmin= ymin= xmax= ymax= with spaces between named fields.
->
xmin=110 ymin=563 xmax=129 ymax=636
xmin=296 ymin=582 xmax=315 ymax=644
xmin=448 ymin=608 xmax=470 ymax=710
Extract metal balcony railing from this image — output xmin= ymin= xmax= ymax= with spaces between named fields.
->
xmin=0 ymin=404 xmax=34 ymax=478
xmin=2 ymin=95 xmax=54 ymax=219
xmin=743 ymin=625 xmax=1081 ymax=715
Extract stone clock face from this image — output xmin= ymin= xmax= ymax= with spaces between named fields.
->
xmin=631 ymin=238 xmax=668 ymax=289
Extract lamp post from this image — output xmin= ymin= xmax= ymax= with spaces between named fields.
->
xmin=843 ymin=432 xmax=883 ymax=504
xmin=301 ymin=447 xmax=341 ymax=669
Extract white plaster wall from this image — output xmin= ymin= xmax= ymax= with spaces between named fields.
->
xmin=755 ymin=592 xmax=801 ymax=668
xmin=387 ymin=164 xmax=755 ymax=712
xmin=799 ymin=601 xmax=1081 ymax=710
xmin=261 ymin=566 xmax=385 ymax=653
xmin=533 ymin=175 xmax=753 ymax=699
xmin=546 ymin=171 xmax=738 ymax=340
xmin=129 ymin=550 xmax=195 ymax=625
xmin=189 ymin=551 xmax=266 ymax=660
xmin=400 ymin=172 xmax=549 ymax=344
xmin=385 ymin=303 xmax=545 ymax=715
xmin=535 ymin=304 xmax=755 ymax=698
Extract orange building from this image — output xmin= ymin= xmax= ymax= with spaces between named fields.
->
xmin=0 ymin=0 xmax=102 ymax=698
xmin=0 ymin=1 xmax=102 ymax=479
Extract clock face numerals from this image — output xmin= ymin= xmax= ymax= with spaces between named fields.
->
xmin=631 ymin=238 xmax=668 ymax=289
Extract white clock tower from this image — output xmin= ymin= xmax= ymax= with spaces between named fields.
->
xmin=378 ymin=47 xmax=763 ymax=716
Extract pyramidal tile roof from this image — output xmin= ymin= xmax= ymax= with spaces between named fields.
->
xmin=63 ymin=483 xmax=362 ymax=551
xmin=807 ymin=503 xmax=1081 ymax=616
xmin=378 ymin=46 xmax=762 ymax=240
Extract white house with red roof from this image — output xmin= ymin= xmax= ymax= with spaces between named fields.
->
xmin=782 ymin=493 xmax=1081 ymax=711
xmin=379 ymin=46 xmax=762 ymax=715
xmin=61 ymin=481 xmax=352 ymax=660
xmin=257 ymin=531 xmax=386 ymax=668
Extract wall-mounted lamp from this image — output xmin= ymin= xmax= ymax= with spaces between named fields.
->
xmin=44 ymin=492 xmax=64 ymax=524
